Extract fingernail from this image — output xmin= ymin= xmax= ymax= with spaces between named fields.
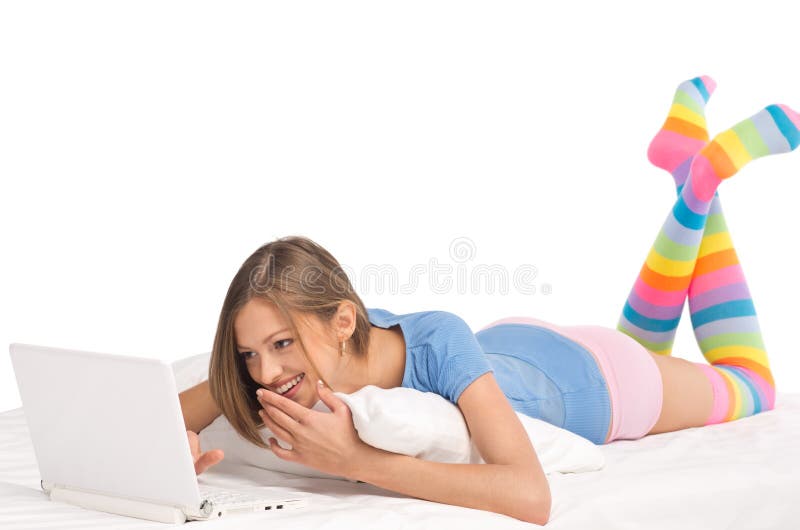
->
xmin=318 ymin=379 xmax=324 ymax=387
xmin=256 ymin=389 xmax=264 ymax=397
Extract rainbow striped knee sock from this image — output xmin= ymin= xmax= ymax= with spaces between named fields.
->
xmin=618 ymin=75 xmax=716 ymax=355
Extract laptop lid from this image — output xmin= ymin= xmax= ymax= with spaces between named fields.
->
xmin=9 ymin=342 xmax=204 ymax=511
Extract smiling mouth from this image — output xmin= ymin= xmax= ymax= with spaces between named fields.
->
xmin=276 ymin=373 xmax=305 ymax=395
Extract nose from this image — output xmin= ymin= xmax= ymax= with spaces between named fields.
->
xmin=257 ymin=357 xmax=283 ymax=387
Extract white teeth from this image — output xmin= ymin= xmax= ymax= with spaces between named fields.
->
xmin=278 ymin=374 xmax=304 ymax=394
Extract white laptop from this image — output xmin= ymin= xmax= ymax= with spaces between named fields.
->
xmin=8 ymin=342 xmax=310 ymax=524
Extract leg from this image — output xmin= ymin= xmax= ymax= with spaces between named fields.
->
xmin=647 ymin=350 xmax=714 ymax=433
xmin=622 ymin=105 xmax=800 ymax=432
xmin=676 ymin=175 xmax=775 ymax=424
xmin=617 ymin=76 xmax=717 ymax=355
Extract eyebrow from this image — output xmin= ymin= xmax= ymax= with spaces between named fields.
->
xmin=236 ymin=328 xmax=289 ymax=351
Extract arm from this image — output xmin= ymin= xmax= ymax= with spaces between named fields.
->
xmin=178 ymin=380 xmax=222 ymax=433
xmin=351 ymin=373 xmax=551 ymax=525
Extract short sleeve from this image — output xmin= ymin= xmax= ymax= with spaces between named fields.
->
xmin=433 ymin=312 xmax=494 ymax=404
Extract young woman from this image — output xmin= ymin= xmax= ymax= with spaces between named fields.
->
xmin=179 ymin=76 xmax=800 ymax=525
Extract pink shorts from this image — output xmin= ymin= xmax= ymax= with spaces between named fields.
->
xmin=481 ymin=317 xmax=664 ymax=443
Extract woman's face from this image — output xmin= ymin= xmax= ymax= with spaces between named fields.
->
xmin=233 ymin=297 xmax=339 ymax=407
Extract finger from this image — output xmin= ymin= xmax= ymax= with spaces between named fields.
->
xmin=257 ymin=389 xmax=309 ymax=423
xmin=262 ymin=404 xmax=303 ymax=434
xmin=186 ymin=430 xmax=200 ymax=459
xmin=194 ymin=449 xmax=224 ymax=475
xmin=268 ymin=437 xmax=296 ymax=462
xmin=259 ymin=407 xmax=294 ymax=443
xmin=315 ymin=381 xmax=344 ymax=414
xmin=318 ymin=382 xmax=353 ymax=420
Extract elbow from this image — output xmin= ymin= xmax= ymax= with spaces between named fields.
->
xmin=520 ymin=479 xmax=551 ymax=526
xmin=535 ymin=493 xmax=552 ymax=526
xmin=524 ymin=498 xmax=551 ymax=526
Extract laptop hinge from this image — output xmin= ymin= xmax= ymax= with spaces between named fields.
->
xmin=42 ymin=480 xmax=204 ymax=524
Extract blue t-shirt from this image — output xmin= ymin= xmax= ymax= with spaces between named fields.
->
xmin=367 ymin=307 xmax=611 ymax=444
xmin=366 ymin=307 xmax=495 ymax=404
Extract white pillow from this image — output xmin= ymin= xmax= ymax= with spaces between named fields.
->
xmin=174 ymin=353 xmax=605 ymax=481
xmin=339 ymin=385 xmax=605 ymax=475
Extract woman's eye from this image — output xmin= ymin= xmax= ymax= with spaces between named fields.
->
xmin=239 ymin=339 xmax=292 ymax=359
xmin=274 ymin=338 xmax=293 ymax=350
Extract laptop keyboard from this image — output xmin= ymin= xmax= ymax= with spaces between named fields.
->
xmin=201 ymin=489 xmax=271 ymax=507
xmin=198 ymin=486 xmax=300 ymax=511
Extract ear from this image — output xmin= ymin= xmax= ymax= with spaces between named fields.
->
xmin=333 ymin=300 xmax=357 ymax=339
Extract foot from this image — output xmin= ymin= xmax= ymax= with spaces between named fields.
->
xmin=688 ymin=104 xmax=800 ymax=201
xmin=648 ymin=76 xmax=717 ymax=186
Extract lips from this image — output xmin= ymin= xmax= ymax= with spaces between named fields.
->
xmin=271 ymin=373 xmax=304 ymax=393
xmin=279 ymin=374 xmax=304 ymax=398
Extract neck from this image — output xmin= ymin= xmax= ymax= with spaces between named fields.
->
xmin=336 ymin=326 xmax=404 ymax=393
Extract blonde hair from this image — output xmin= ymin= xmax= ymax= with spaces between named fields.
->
xmin=208 ymin=235 xmax=371 ymax=449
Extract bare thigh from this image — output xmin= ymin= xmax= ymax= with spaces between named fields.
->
xmin=647 ymin=351 xmax=714 ymax=435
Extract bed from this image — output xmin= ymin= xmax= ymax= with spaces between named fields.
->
xmin=1 ymin=353 xmax=798 ymax=529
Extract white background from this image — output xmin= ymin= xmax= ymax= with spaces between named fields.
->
xmin=2 ymin=1 xmax=799 ymax=413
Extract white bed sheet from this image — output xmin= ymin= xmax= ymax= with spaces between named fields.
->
xmin=1 ymin=391 xmax=798 ymax=529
